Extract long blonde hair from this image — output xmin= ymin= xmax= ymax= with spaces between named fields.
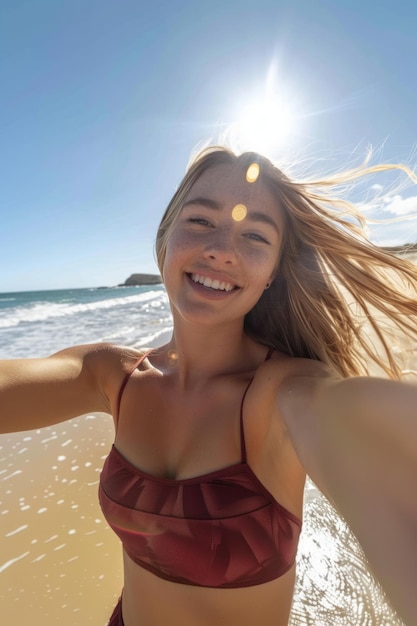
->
xmin=155 ymin=146 xmax=417 ymax=379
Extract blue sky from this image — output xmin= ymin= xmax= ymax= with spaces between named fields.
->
xmin=1 ymin=0 xmax=416 ymax=292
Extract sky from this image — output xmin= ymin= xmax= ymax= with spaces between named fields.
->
xmin=1 ymin=0 xmax=417 ymax=292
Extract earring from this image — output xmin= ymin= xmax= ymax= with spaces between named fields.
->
xmin=265 ymin=281 xmax=271 ymax=289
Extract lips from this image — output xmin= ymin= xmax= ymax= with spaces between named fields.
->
xmin=189 ymin=273 xmax=236 ymax=292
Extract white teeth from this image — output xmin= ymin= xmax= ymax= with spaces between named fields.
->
xmin=190 ymin=273 xmax=235 ymax=292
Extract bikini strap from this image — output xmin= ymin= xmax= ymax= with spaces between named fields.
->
xmin=239 ymin=381 xmax=253 ymax=463
xmin=115 ymin=349 xmax=152 ymax=430
xmin=239 ymin=346 xmax=274 ymax=463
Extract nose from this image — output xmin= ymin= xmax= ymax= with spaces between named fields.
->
xmin=203 ymin=228 xmax=237 ymax=265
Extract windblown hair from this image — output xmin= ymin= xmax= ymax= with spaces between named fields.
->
xmin=155 ymin=146 xmax=417 ymax=379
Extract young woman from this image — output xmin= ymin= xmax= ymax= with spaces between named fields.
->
xmin=1 ymin=146 xmax=417 ymax=625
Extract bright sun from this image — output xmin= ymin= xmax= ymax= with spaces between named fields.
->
xmin=226 ymin=64 xmax=300 ymax=156
xmin=229 ymin=95 xmax=296 ymax=156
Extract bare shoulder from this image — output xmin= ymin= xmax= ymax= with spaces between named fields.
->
xmin=252 ymin=351 xmax=339 ymax=430
xmin=244 ymin=351 xmax=332 ymax=441
xmin=50 ymin=341 xmax=149 ymax=369
xmin=63 ymin=342 xmax=152 ymax=398
xmin=255 ymin=350 xmax=334 ymax=392
xmin=41 ymin=342 xmax=151 ymax=413
xmin=69 ymin=342 xmax=146 ymax=371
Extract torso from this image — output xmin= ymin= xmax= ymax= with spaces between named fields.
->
xmin=122 ymin=555 xmax=298 ymax=626
xmin=100 ymin=345 xmax=307 ymax=625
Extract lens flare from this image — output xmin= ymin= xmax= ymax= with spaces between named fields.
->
xmin=232 ymin=204 xmax=247 ymax=222
xmin=168 ymin=350 xmax=178 ymax=365
xmin=246 ymin=163 xmax=260 ymax=183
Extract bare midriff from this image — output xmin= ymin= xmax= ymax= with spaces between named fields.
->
xmin=121 ymin=550 xmax=296 ymax=626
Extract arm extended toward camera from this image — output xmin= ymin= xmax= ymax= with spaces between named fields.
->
xmin=278 ymin=373 xmax=417 ymax=625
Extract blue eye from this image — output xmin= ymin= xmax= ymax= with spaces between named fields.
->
xmin=245 ymin=233 xmax=270 ymax=244
xmin=188 ymin=218 xmax=211 ymax=226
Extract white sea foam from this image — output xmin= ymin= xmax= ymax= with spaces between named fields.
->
xmin=0 ymin=290 xmax=164 ymax=328
xmin=0 ymin=286 xmax=172 ymax=358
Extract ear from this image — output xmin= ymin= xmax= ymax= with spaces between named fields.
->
xmin=265 ymin=268 xmax=277 ymax=290
xmin=266 ymin=255 xmax=281 ymax=289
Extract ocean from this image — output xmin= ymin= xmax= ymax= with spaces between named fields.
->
xmin=0 ymin=286 xmax=403 ymax=624
xmin=0 ymin=285 xmax=172 ymax=359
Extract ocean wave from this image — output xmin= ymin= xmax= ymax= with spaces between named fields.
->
xmin=0 ymin=290 xmax=165 ymax=329
xmin=0 ymin=287 xmax=172 ymax=358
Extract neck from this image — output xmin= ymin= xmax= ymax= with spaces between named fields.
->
xmin=160 ymin=317 xmax=262 ymax=387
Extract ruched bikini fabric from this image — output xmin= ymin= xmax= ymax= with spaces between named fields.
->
xmin=99 ymin=351 xmax=302 ymax=589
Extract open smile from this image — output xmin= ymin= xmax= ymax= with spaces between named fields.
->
xmin=187 ymin=273 xmax=238 ymax=292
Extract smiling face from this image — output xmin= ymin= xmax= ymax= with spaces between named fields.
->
xmin=162 ymin=162 xmax=285 ymax=328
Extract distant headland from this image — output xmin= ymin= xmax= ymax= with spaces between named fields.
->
xmin=119 ymin=273 xmax=163 ymax=286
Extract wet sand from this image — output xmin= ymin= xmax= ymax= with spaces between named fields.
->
xmin=291 ymin=483 xmax=403 ymax=625
xmin=0 ymin=414 xmax=122 ymax=625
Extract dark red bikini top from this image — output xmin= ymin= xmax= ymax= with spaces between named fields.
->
xmin=99 ymin=350 xmax=302 ymax=589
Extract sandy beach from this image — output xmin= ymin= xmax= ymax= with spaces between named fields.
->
xmin=0 ymin=414 xmax=123 ymax=624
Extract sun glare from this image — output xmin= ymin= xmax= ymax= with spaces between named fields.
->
xmin=230 ymin=96 xmax=296 ymax=155
xmin=225 ymin=63 xmax=301 ymax=157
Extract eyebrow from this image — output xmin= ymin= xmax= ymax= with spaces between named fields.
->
xmin=183 ymin=197 xmax=220 ymax=210
xmin=182 ymin=197 xmax=281 ymax=235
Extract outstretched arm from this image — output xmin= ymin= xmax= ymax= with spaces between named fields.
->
xmin=0 ymin=343 xmax=126 ymax=433
xmin=278 ymin=373 xmax=417 ymax=625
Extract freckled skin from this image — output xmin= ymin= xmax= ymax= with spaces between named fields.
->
xmin=163 ymin=164 xmax=284 ymax=329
